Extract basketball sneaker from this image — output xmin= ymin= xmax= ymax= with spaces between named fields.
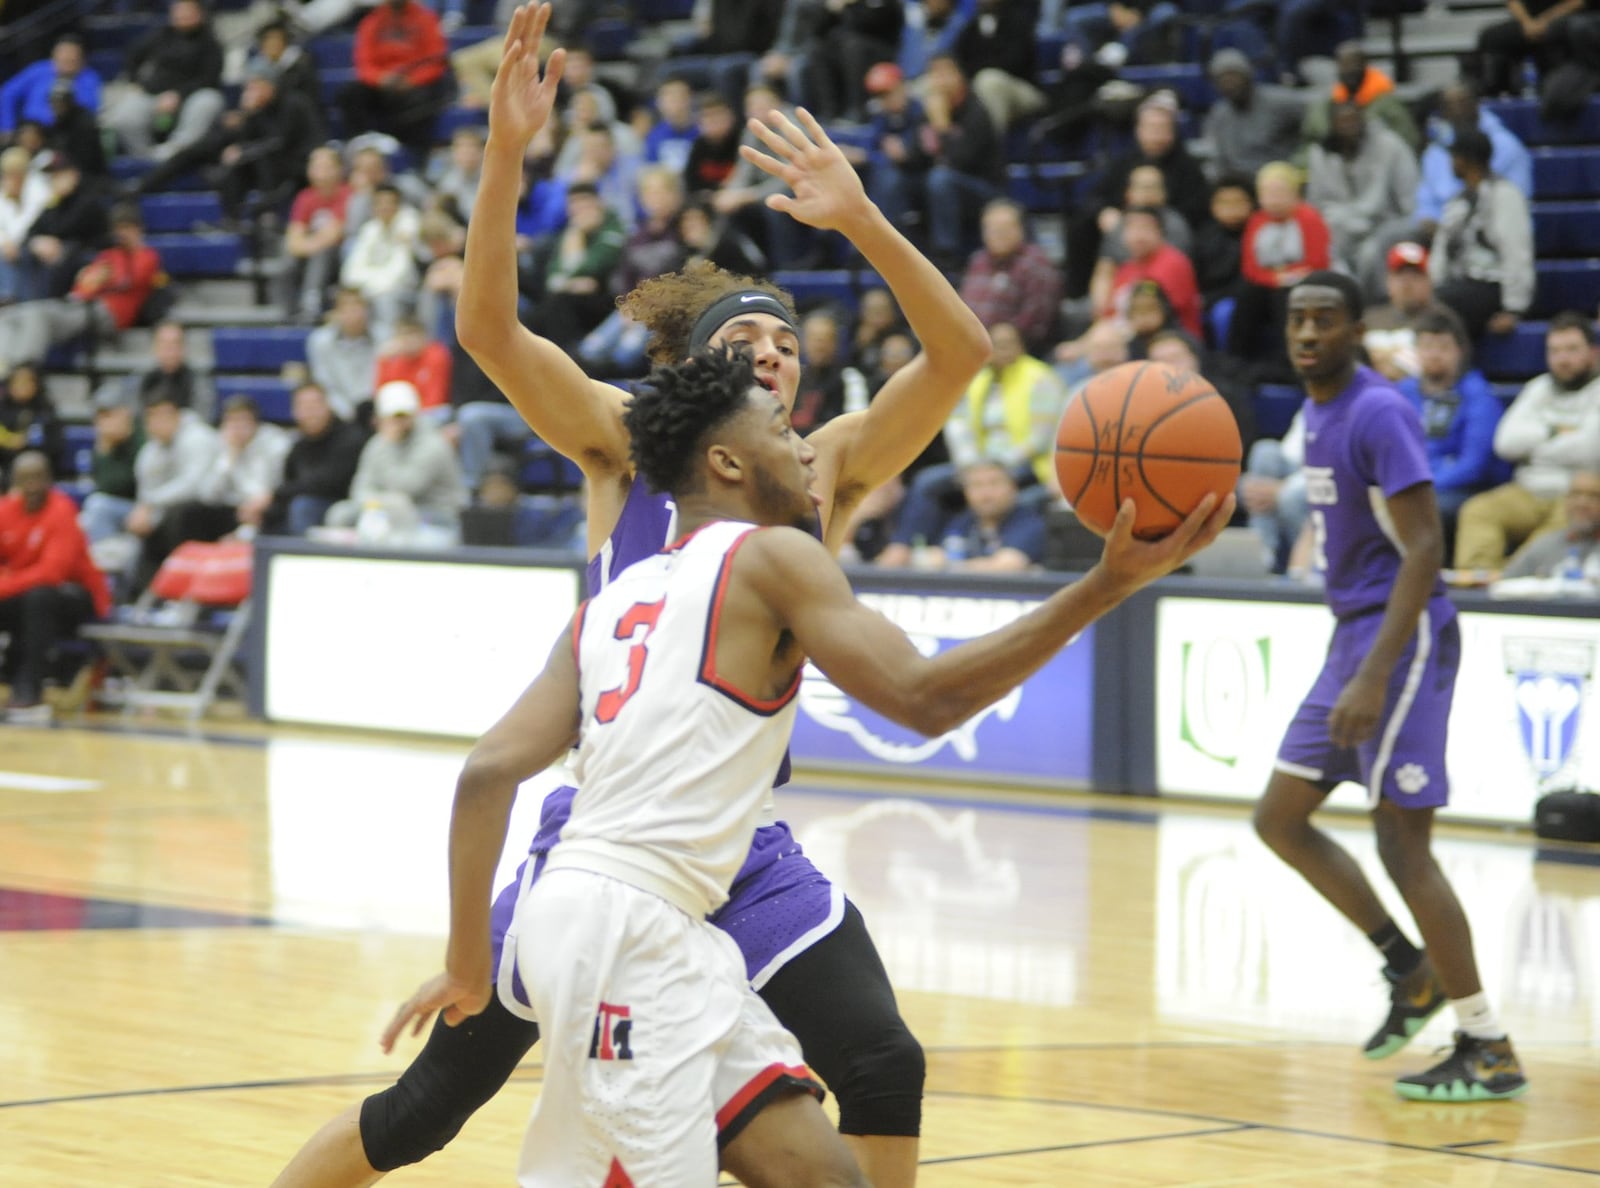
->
xmin=1363 ymin=956 xmax=1447 ymax=1059
xmin=1394 ymin=1032 xmax=1528 ymax=1102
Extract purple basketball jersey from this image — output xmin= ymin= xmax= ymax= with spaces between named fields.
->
xmin=1301 ymin=366 xmax=1444 ymax=620
xmin=1277 ymin=366 xmax=1459 ymax=807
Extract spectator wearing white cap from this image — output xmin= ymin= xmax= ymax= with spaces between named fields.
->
xmin=325 ymin=380 xmax=465 ymax=535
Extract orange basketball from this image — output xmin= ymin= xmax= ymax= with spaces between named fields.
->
xmin=1055 ymin=360 xmax=1243 ymax=538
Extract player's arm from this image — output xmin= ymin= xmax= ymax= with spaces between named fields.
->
xmin=381 ymin=617 xmax=581 ymax=1051
xmin=739 ymin=110 xmax=991 ymax=538
xmin=454 ymin=4 xmax=632 ymax=482
xmin=1327 ymin=482 xmax=1443 ymax=749
xmin=746 ymin=496 xmax=1232 ymax=736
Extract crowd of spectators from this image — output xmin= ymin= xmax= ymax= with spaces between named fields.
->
xmin=4 ymin=0 xmax=1600 ymax=720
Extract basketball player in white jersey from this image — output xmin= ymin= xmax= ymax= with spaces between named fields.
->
xmin=386 ymin=347 xmax=1234 ymax=1185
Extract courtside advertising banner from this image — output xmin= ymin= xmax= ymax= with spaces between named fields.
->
xmin=789 ymin=586 xmax=1095 ymax=785
xmin=1154 ymin=596 xmax=1600 ymax=825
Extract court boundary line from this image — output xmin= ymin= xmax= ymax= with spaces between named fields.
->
xmin=7 ymin=1071 xmax=1597 ymax=1178
xmin=924 ymin=1088 xmax=1600 ymax=1178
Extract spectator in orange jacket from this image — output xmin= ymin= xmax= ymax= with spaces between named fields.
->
xmin=338 ymin=0 xmax=451 ymax=159
xmin=0 ymin=451 xmax=110 ymax=724
xmin=0 ymin=204 xmax=164 ymax=369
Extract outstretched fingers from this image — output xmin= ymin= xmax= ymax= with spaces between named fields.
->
xmin=738 ymin=141 xmax=797 ymax=185
xmin=765 ymin=107 xmax=819 ymax=157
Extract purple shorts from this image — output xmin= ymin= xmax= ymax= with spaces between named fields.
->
xmin=492 ymin=786 xmax=843 ymax=1016
xmin=1276 ymin=600 xmax=1459 ymax=809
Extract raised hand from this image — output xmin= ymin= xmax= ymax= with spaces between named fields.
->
xmin=489 ymin=3 xmax=566 ymax=147
xmin=740 ymin=107 xmax=870 ymax=235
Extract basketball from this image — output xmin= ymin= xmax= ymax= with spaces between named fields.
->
xmin=1054 ymin=360 xmax=1243 ymax=539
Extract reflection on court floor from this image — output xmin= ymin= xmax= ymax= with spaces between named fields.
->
xmin=2 ymin=725 xmax=1597 ymax=1185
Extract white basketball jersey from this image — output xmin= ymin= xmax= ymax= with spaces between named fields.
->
xmin=545 ymin=519 xmax=801 ymax=919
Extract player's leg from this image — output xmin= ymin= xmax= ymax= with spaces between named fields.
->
xmin=1254 ymin=771 xmax=1393 ymax=934
xmin=1372 ymin=801 xmax=1527 ymax=1100
xmin=270 ymin=996 xmax=540 ymax=1187
xmin=757 ymin=900 xmax=923 ymax=1188
xmin=721 ymin=1092 xmax=870 ymax=1188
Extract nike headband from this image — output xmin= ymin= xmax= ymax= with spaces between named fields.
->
xmin=687 ymin=290 xmax=799 ymax=356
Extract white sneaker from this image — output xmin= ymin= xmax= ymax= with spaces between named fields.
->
xmin=5 ymin=702 xmax=53 ymax=725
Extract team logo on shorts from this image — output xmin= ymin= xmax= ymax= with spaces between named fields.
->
xmin=590 ymin=1001 xmax=634 ymax=1061
xmin=1504 ymin=637 xmax=1595 ymax=786
xmin=1394 ymin=763 xmax=1430 ymax=795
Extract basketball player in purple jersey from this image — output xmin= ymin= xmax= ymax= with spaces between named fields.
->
xmin=1253 ymin=272 xmax=1526 ymax=1101
xmin=269 ymin=6 xmax=992 ymax=1186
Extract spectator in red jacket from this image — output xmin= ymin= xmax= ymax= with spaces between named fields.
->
xmin=0 ymin=204 xmax=164 ymax=369
xmin=1101 ymin=206 xmax=1202 ymax=338
xmin=0 ymin=451 xmax=110 ymax=724
xmin=376 ymin=312 xmax=453 ymax=416
xmin=1227 ymin=161 xmax=1330 ymax=377
xmin=338 ymin=0 xmax=450 ymax=160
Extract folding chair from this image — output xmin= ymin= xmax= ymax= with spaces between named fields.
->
xmin=81 ymin=540 xmax=253 ymax=720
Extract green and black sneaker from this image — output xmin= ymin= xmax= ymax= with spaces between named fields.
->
xmin=1363 ymin=956 xmax=1447 ymax=1059
xmin=1395 ymin=1032 xmax=1529 ymax=1102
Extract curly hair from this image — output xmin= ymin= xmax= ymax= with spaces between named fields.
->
xmin=623 ymin=346 xmax=760 ymax=497
xmin=617 ymin=258 xmax=797 ymax=365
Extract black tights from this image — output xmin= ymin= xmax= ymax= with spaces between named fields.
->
xmin=358 ymin=898 xmax=923 ymax=1171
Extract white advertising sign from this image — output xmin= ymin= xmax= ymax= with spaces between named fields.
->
xmin=264 ymin=554 xmax=578 ymax=737
xmin=1155 ymin=596 xmax=1600 ymax=825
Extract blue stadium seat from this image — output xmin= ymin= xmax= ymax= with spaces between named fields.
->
xmin=1532 ymin=202 xmax=1600 ymax=256
xmin=147 ymin=233 xmax=243 ymax=277
xmin=635 ymin=0 xmax=696 ymax=20
xmin=213 ymin=375 xmax=294 ymax=423
xmin=436 ymin=107 xmax=490 ymax=140
xmin=1490 ymin=382 xmax=1524 ymax=404
xmin=771 ymin=270 xmax=859 ymax=312
xmin=141 ymin=192 xmax=222 ymax=233
xmin=585 ymin=18 xmax=636 ymax=59
xmin=1121 ymin=63 xmax=1211 ymax=111
xmin=1532 ymin=259 xmax=1600 ymax=319
xmin=1484 ymin=98 xmax=1600 ymax=146
xmin=112 ymin=157 xmax=208 ymax=191
xmin=1253 ymin=383 xmax=1302 ymax=440
xmin=519 ymin=441 xmax=584 ymax=494
xmin=1476 ymin=321 xmax=1548 ymax=380
xmin=1531 ymin=148 xmax=1600 ymax=200
xmin=211 ymin=327 xmax=311 ymax=372
xmin=1007 ymin=161 xmax=1093 ymax=211
xmin=61 ymin=424 xmax=98 ymax=479
xmin=307 ymin=35 xmax=354 ymax=71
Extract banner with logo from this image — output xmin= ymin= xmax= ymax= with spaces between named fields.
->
xmin=1155 ymin=597 xmax=1600 ymax=824
xmin=789 ymin=587 xmax=1095 ymax=784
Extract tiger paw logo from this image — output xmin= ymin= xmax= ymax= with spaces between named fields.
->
xmin=1394 ymin=763 xmax=1430 ymax=795
xmin=589 ymin=1001 xmax=633 ymax=1061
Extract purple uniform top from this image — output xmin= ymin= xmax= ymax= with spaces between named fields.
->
xmin=1301 ymin=366 xmax=1446 ymax=620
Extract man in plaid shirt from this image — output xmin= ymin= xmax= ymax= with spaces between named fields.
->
xmin=958 ymin=197 xmax=1063 ymax=353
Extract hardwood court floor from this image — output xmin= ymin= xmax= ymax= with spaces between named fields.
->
xmin=2 ymin=721 xmax=1598 ymax=1185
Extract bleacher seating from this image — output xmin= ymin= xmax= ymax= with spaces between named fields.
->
xmin=211 ymin=328 xmax=312 ymax=373
xmin=25 ymin=0 xmax=1600 ymax=595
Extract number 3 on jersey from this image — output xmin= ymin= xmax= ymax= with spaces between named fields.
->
xmin=595 ymin=599 xmax=666 ymax=724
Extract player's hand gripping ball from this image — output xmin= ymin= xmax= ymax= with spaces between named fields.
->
xmin=1055 ymin=360 xmax=1243 ymax=538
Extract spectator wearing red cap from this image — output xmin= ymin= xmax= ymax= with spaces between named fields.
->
xmin=0 ymin=451 xmax=110 ymax=724
xmin=1363 ymin=241 xmax=1455 ymax=380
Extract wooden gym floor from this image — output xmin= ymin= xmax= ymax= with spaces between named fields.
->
xmin=2 ymin=720 xmax=1598 ymax=1185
